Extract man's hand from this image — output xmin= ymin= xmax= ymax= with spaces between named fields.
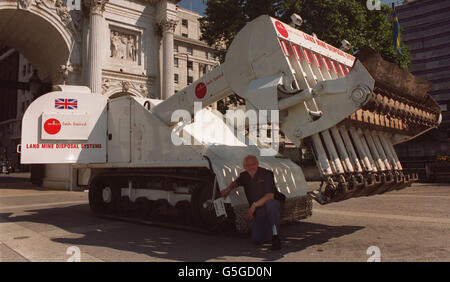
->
xmin=220 ymin=187 xmax=230 ymax=199
xmin=221 ymin=181 xmax=237 ymax=199
xmin=246 ymin=203 xmax=257 ymax=221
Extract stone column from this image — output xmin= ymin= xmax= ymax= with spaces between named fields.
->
xmin=159 ymin=19 xmax=177 ymax=99
xmin=85 ymin=0 xmax=108 ymax=94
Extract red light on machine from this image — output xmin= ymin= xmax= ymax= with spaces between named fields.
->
xmin=195 ymin=82 xmax=207 ymax=99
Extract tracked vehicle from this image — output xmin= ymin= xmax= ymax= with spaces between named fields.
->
xmin=20 ymin=15 xmax=441 ymax=232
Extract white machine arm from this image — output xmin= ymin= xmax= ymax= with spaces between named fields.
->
xmin=151 ymin=65 xmax=233 ymax=124
xmin=152 ymin=15 xmax=374 ymax=147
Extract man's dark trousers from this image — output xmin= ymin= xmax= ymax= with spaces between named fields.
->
xmin=251 ymin=199 xmax=283 ymax=244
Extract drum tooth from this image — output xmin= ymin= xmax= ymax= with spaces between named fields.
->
xmin=330 ymin=127 xmax=354 ymax=173
xmin=321 ymin=129 xmax=345 ymax=175
xmin=363 ymin=130 xmax=386 ymax=172
xmin=349 ymin=127 xmax=374 ymax=173
xmin=311 ymin=133 xmax=334 ymax=177
xmin=339 ymin=126 xmax=364 ymax=173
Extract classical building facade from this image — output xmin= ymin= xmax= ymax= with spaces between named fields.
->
xmin=0 ymin=0 xmax=218 ymax=187
xmin=173 ymin=7 xmax=219 ymax=94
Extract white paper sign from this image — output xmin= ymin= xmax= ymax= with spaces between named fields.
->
xmin=213 ymin=198 xmax=227 ymax=217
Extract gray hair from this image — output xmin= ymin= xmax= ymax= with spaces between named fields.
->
xmin=243 ymin=154 xmax=258 ymax=166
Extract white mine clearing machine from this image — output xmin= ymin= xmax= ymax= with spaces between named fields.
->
xmin=21 ymin=15 xmax=441 ymax=232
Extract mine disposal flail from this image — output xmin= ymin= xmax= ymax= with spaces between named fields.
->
xmin=20 ymin=15 xmax=441 ymax=233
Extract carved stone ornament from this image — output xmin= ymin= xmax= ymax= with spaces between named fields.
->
xmin=28 ymin=0 xmax=81 ymax=39
xmin=159 ymin=18 xmax=178 ymax=33
xmin=110 ymin=30 xmax=138 ymax=62
xmin=101 ymin=78 xmax=110 ymax=93
xmin=84 ymin=0 xmax=108 ymax=14
xmin=138 ymin=83 xmax=148 ymax=96
xmin=17 ymin=0 xmax=32 ymax=10
xmin=54 ymin=0 xmax=82 ymax=40
xmin=102 ymin=78 xmax=131 ymax=93
xmin=121 ymin=81 xmax=131 ymax=93
xmin=102 ymin=78 xmax=149 ymax=97
xmin=54 ymin=0 xmax=72 ymax=25
xmin=59 ymin=62 xmax=73 ymax=84
xmin=34 ymin=0 xmax=45 ymax=8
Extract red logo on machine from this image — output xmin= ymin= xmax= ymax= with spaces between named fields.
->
xmin=195 ymin=82 xmax=207 ymax=99
xmin=44 ymin=118 xmax=61 ymax=135
xmin=275 ymin=21 xmax=288 ymax=38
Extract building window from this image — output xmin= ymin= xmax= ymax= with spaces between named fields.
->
xmin=205 ymin=51 xmax=208 ymax=59
xmin=174 ymin=74 xmax=179 ymax=84
xmin=182 ymin=33 xmax=188 ymax=38
xmin=174 ymin=44 xmax=178 ymax=52
xmin=187 ymin=47 xmax=193 ymax=55
xmin=187 ymin=60 xmax=193 ymax=70
xmin=182 ymin=19 xmax=188 ymax=27
xmin=187 ymin=76 xmax=193 ymax=85
xmin=174 ymin=58 xmax=179 ymax=67
xmin=210 ymin=52 xmax=215 ymax=60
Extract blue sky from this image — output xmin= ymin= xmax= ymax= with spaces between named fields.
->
xmin=178 ymin=0 xmax=206 ymax=15
xmin=382 ymin=0 xmax=403 ymax=6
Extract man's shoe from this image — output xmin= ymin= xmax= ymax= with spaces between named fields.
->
xmin=271 ymin=235 xmax=281 ymax=250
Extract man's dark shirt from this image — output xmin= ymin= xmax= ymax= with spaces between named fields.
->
xmin=235 ymin=167 xmax=277 ymax=206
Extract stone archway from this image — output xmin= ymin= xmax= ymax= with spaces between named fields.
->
xmin=108 ymin=91 xmax=137 ymax=99
xmin=0 ymin=0 xmax=80 ymax=187
xmin=103 ymin=80 xmax=148 ymax=99
xmin=0 ymin=0 xmax=77 ymax=84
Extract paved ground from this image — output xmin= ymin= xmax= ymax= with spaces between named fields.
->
xmin=0 ymin=173 xmax=449 ymax=262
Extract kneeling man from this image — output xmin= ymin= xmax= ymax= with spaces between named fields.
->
xmin=221 ymin=155 xmax=283 ymax=250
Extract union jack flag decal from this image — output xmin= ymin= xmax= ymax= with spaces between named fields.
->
xmin=55 ymin=98 xmax=78 ymax=110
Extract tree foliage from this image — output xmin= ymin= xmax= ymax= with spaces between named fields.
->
xmin=200 ymin=0 xmax=410 ymax=70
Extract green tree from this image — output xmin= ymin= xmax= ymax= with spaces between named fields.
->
xmin=200 ymin=0 xmax=410 ymax=69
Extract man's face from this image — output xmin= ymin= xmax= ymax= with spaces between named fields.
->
xmin=244 ymin=157 xmax=258 ymax=177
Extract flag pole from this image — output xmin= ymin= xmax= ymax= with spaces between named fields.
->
xmin=392 ymin=2 xmax=401 ymax=58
